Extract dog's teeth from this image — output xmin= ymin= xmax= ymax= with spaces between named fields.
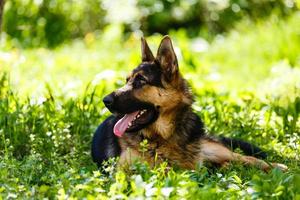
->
xmin=128 ymin=122 xmax=132 ymax=127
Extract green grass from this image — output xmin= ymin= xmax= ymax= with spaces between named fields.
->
xmin=0 ymin=13 xmax=300 ymax=199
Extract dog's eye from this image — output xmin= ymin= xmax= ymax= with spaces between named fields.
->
xmin=136 ymin=74 xmax=147 ymax=83
xmin=126 ymin=77 xmax=130 ymax=83
xmin=133 ymin=74 xmax=147 ymax=88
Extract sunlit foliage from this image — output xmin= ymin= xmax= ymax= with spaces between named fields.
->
xmin=2 ymin=0 xmax=297 ymax=47
xmin=0 ymin=7 xmax=299 ymax=200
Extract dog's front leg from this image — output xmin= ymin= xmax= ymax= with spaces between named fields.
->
xmin=118 ymin=148 xmax=141 ymax=167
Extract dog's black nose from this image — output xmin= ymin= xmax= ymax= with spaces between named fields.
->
xmin=103 ymin=95 xmax=114 ymax=107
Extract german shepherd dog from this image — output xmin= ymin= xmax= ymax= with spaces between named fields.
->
xmin=92 ymin=36 xmax=287 ymax=172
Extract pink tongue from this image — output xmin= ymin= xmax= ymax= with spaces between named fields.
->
xmin=113 ymin=111 xmax=139 ymax=137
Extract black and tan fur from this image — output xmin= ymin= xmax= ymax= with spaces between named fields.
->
xmin=92 ymin=36 xmax=287 ymax=172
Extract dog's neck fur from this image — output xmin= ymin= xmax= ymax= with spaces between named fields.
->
xmin=141 ymin=101 xmax=206 ymax=143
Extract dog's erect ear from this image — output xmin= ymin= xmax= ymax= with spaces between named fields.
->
xmin=156 ymin=36 xmax=178 ymax=81
xmin=141 ymin=37 xmax=155 ymax=62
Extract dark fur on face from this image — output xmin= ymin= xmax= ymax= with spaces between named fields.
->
xmin=93 ymin=36 xmax=288 ymax=172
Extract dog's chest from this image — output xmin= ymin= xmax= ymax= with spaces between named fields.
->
xmin=119 ymin=133 xmax=199 ymax=169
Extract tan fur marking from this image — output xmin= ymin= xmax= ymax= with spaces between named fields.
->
xmin=199 ymin=140 xmax=288 ymax=171
xmin=134 ymin=85 xmax=182 ymax=110
xmin=118 ymin=148 xmax=141 ymax=167
xmin=142 ymin=114 xmax=176 ymax=139
xmin=199 ymin=140 xmax=234 ymax=164
xmin=133 ymin=83 xmax=190 ymax=139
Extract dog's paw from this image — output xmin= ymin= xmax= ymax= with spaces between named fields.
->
xmin=272 ymin=163 xmax=288 ymax=172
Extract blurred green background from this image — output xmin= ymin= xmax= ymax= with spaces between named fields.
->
xmin=1 ymin=0 xmax=300 ymax=97
xmin=1 ymin=0 xmax=299 ymax=48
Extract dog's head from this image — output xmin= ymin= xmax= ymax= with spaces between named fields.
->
xmin=103 ymin=36 xmax=193 ymax=137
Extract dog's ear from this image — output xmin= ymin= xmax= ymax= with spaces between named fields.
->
xmin=156 ymin=35 xmax=178 ymax=81
xmin=141 ymin=37 xmax=155 ymax=62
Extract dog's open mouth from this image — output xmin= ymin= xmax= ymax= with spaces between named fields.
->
xmin=113 ymin=108 xmax=157 ymax=137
